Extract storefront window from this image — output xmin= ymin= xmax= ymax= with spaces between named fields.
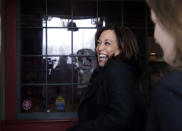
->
xmin=19 ymin=0 xmax=150 ymax=119
xmin=19 ymin=0 xmax=98 ymax=119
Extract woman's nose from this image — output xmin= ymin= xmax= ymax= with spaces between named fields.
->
xmin=97 ymin=43 xmax=105 ymax=51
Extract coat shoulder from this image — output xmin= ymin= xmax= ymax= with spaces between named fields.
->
xmin=107 ymin=60 xmax=135 ymax=71
xmin=156 ymin=70 xmax=182 ymax=94
xmin=105 ymin=60 xmax=137 ymax=75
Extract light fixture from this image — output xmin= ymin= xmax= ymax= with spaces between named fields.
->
xmin=67 ymin=21 xmax=78 ymax=31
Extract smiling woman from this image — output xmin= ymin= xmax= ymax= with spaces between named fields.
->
xmin=67 ymin=25 xmax=146 ymax=131
xmin=95 ymin=26 xmax=141 ymax=68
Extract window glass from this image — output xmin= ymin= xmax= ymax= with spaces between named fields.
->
xmin=47 ymin=85 xmax=73 ymax=112
xmin=45 ymin=28 xmax=72 ymax=55
xmin=48 ymin=56 xmax=76 ymax=83
xmin=21 ymin=56 xmax=46 ymax=83
xmin=19 ymin=0 xmax=97 ymax=118
xmin=20 ymin=0 xmax=46 ymax=27
xmin=46 ymin=0 xmax=71 ymax=28
xmin=74 ymin=56 xmax=97 ymax=85
xmin=123 ymin=1 xmax=146 ymax=27
xmin=73 ymin=28 xmax=96 ymax=54
xmin=98 ymin=0 xmax=122 ymax=26
xmin=21 ymin=86 xmax=45 ymax=112
xmin=73 ymin=0 xmax=97 ymax=27
xmin=21 ymin=28 xmax=44 ymax=55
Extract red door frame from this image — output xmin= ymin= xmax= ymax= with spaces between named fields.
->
xmin=4 ymin=0 xmax=17 ymax=120
xmin=0 ymin=0 xmax=2 ymax=130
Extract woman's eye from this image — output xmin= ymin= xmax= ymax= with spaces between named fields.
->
xmin=96 ymin=41 xmax=101 ymax=46
xmin=105 ymin=42 xmax=110 ymax=45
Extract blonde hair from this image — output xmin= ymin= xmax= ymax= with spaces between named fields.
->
xmin=147 ymin=0 xmax=182 ymax=68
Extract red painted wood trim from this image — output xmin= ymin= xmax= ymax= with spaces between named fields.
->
xmin=0 ymin=0 xmax=2 ymax=130
xmin=5 ymin=0 xmax=17 ymax=120
xmin=3 ymin=119 xmax=79 ymax=124
xmin=2 ymin=120 xmax=78 ymax=131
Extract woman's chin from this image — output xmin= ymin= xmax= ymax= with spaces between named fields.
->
xmin=98 ymin=61 xmax=107 ymax=67
xmin=97 ymin=57 xmax=109 ymax=67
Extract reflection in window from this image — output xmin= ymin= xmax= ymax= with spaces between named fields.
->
xmin=21 ymin=17 xmax=98 ymax=114
xmin=42 ymin=17 xmax=96 ymax=55
xmin=42 ymin=17 xmax=97 ymax=70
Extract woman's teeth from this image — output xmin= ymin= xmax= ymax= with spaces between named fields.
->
xmin=99 ymin=54 xmax=107 ymax=58
xmin=98 ymin=53 xmax=108 ymax=66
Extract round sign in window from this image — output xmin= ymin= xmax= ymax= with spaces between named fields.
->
xmin=22 ymin=99 xmax=32 ymax=111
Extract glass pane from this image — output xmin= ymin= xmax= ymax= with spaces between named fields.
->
xmin=21 ymin=57 xmax=46 ymax=83
xmin=73 ymin=19 xmax=97 ymax=28
xmin=73 ymin=29 xmax=96 ymax=54
xmin=20 ymin=0 xmax=46 ymax=27
xmin=47 ymin=0 xmax=71 ymax=27
xmin=123 ymin=1 xmax=146 ymax=27
xmin=45 ymin=28 xmax=71 ymax=55
xmin=47 ymin=85 xmax=73 ymax=112
xmin=73 ymin=0 xmax=97 ymax=27
xmin=73 ymin=56 xmax=97 ymax=84
xmin=74 ymin=84 xmax=88 ymax=111
xmin=48 ymin=56 xmax=78 ymax=83
xmin=98 ymin=0 xmax=122 ymax=26
xmin=21 ymin=86 xmax=45 ymax=112
xmin=43 ymin=17 xmax=70 ymax=28
xmin=21 ymin=28 xmax=44 ymax=55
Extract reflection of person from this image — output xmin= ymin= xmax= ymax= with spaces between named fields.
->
xmin=146 ymin=0 xmax=182 ymax=131
xmin=76 ymin=49 xmax=97 ymax=85
xmin=67 ymin=25 xmax=146 ymax=131
xmin=49 ymin=56 xmax=77 ymax=112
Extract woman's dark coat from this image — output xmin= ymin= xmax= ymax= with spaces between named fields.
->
xmin=146 ymin=70 xmax=182 ymax=131
xmin=68 ymin=60 xmax=146 ymax=131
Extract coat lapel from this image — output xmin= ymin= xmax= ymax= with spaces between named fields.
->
xmin=80 ymin=68 xmax=104 ymax=103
